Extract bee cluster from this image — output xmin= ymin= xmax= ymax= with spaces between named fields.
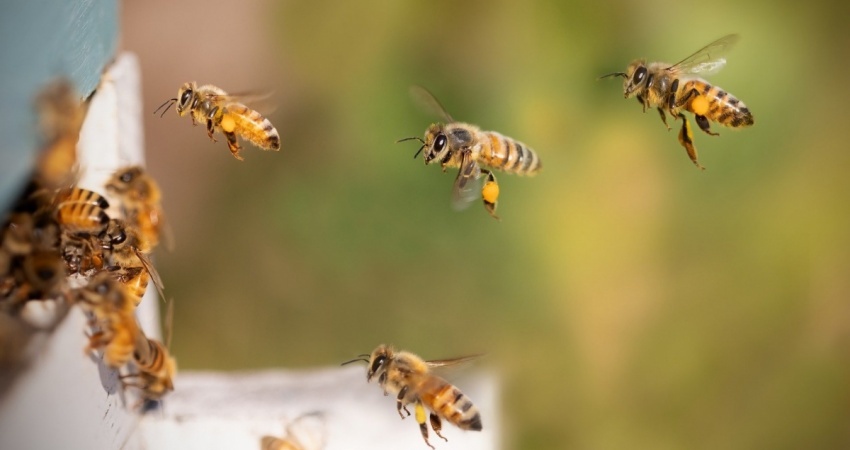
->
xmin=0 ymin=80 xmax=175 ymax=407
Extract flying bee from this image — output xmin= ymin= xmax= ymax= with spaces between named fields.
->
xmin=105 ymin=166 xmax=172 ymax=251
xmin=100 ymin=219 xmax=165 ymax=305
xmin=155 ymin=82 xmax=280 ymax=161
xmin=398 ymin=86 xmax=541 ymax=220
xmin=601 ymin=34 xmax=754 ymax=170
xmin=77 ymin=272 xmax=139 ymax=368
xmin=343 ymin=344 xmax=482 ymax=449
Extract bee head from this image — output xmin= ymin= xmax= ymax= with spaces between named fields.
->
xmin=175 ymin=82 xmax=197 ymax=116
xmin=622 ymin=60 xmax=649 ymax=98
xmin=106 ymin=166 xmax=142 ymax=195
xmin=422 ymin=124 xmax=452 ymax=165
xmin=366 ymin=344 xmax=393 ymax=384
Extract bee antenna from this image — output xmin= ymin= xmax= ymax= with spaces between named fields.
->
xmin=597 ymin=72 xmax=628 ymax=80
xmin=413 ymin=145 xmax=425 ymax=159
xmin=396 ymin=136 xmax=425 ymax=144
xmin=396 ymin=136 xmax=427 ymax=159
xmin=340 ymin=355 xmax=370 ymax=366
xmin=153 ymin=98 xmax=177 ymax=117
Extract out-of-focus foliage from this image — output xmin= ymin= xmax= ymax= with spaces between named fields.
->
xmin=127 ymin=0 xmax=850 ymax=448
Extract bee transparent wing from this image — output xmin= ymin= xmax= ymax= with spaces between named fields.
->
xmin=134 ymin=247 xmax=165 ymax=301
xmin=203 ymin=91 xmax=277 ymax=114
xmin=451 ymin=153 xmax=482 ymax=211
xmin=667 ymin=34 xmax=739 ymax=76
xmin=409 ymin=85 xmax=455 ymax=123
xmin=426 ymin=354 xmax=483 ymax=369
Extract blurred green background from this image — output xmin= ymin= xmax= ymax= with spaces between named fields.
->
xmin=126 ymin=0 xmax=850 ymax=448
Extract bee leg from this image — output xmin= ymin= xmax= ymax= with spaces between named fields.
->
xmin=415 ymin=402 xmax=435 ymax=449
xmin=657 ymin=107 xmax=671 ymax=130
xmin=636 ymin=94 xmax=646 ymax=112
xmin=480 ymin=170 xmax=500 ymax=220
xmin=205 ymin=118 xmax=217 ymax=142
xmin=430 ymin=413 xmax=448 ymax=442
xmin=224 ymin=131 xmax=244 ymax=161
xmin=397 ymin=386 xmax=411 ymax=418
xmin=676 ymin=113 xmax=705 ymax=170
xmin=695 ymin=115 xmax=719 ymax=136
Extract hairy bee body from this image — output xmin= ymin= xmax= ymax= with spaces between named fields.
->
xmin=680 ymin=79 xmax=752 ymax=128
xmin=78 ymin=274 xmax=139 ymax=368
xmin=604 ymin=34 xmax=753 ymax=169
xmin=124 ymin=334 xmax=176 ymax=401
xmin=54 ymin=188 xmax=110 ymax=234
xmin=351 ymin=344 xmax=482 ymax=448
xmin=403 ymin=87 xmax=542 ymax=219
xmin=105 ymin=166 xmax=169 ymax=251
xmin=436 ymin=124 xmax=542 ymax=176
xmin=160 ymin=82 xmax=280 ymax=160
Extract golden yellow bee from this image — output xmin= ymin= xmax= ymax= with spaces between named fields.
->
xmin=601 ymin=34 xmax=754 ymax=170
xmin=77 ymin=273 xmax=139 ymax=368
xmin=100 ymin=219 xmax=165 ymax=305
xmin=399 ymin=86 xmax=541 ymax=220
xmin=260 ymin=412 xmax=326 ymax=450
xmin=343 ymin=344 xmax=482 ymax=449
xmin=54 ymin=188 xmax=110 ymax=235
xmin=34 ymin=79 xmax=83 ymax=190
xmin=123 ymin=298 xmax=176 ymax=404
xmin=123 ymin=334 xmax=176 ymax=402
xmin=105 ymin=166 xmax=171 ymax=251
xmin=155 ymin=82 xmax=280 ymax=161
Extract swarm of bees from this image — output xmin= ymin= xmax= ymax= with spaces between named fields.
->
xmin=601 ymin=34 xmax=754 ymax=170
xmin=399 ymin=86 xmax=542 ymax=220
xmin=343 ymin=345 xmax=483 ymax=449
xmin=156 ymin=82 xmax=281 ymax=161
xmin=0 ymin=79 xmax=175 ymax=407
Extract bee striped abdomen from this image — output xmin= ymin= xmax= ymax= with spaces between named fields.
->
xmin=226 ymin=104 xmax=281 ymax=150
xmin=684 ymin=80 xmax=753 ymax=128
xmin=420 ymin=379 xmax=483 ymax=431
xmin=481 ymin=131 xmax=541 ymax=176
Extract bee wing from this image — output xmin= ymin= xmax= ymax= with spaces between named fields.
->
xmin=202 ymin=91 xmax=277 ymax=114
xmin=451 ymin=153 xmax=482 ymax=211
xmin=409 ymin=85 xmax=455 ymax=123
xmin=426 ymin=354 xmax=484 ymax=369
xmin=667 ymin=34 xmax=739 ymax=76
xmin=134 ymin=247 xmax=165 ymax=301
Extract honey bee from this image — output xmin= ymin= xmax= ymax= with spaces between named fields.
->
xmin=105 ymin=166 xmax=172 ymax=251
xmin=343 ymin=344 xmax=482 ymax=449
xmin=398 ymin=86 xmax=542 ymax=220
xmin=77 ymin=273 xmax=139 ymax=368
xmin=123 ymin=335 xmax=176 ymax=402
xmin=100 ymin=219 xmax=165 ymax=305
xmin=601 ymin=34 xmax=754 ymax=170
xmin=54 ymin=187 xmax=110 ymax=235
xmin=260 ymin=412 xmax=326 ymax=450
xmin=155 ymin=82 xmax=280 ymax=161
xmin=123 ymin=298 xmax=176 ymax=404
xmin=34 ymin=79 xmax=83 ymax=190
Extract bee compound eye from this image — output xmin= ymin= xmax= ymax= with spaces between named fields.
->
xmin=370 ymin=356 xmax=386 ymax=375
xmin=112 ymin=231 xmax=127 ymax=245
xmin=180 ymin=90 xmax=192 ymax=107
xmin=633 ymin=67 xmax=647 ymax=84
xmin=434 ymin=135 xmax=447 ymax=152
